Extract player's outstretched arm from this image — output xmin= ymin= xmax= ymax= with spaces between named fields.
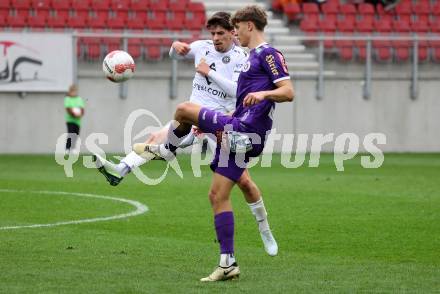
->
xmin=243 ymin=79 xmax=294 ymax=106
xmin=169 ymin=41 xmax=191 ymax=59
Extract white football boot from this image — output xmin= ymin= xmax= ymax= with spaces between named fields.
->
xmin=200 ymin=263 xmax=240 ymax=282
xmin=133 ymin=143 xmax=175 ymax=161
xmin=260 ymin=230 xmax=278 ymax=256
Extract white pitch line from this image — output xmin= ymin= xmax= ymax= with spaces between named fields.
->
xmin=0 ymin=189 xmax=148 ymax=230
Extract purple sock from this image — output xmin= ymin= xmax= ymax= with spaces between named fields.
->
xmin=166 ymin=124 xmax=189 ymax=152
xmin=214 ymin=211 xmax=234 ymax=254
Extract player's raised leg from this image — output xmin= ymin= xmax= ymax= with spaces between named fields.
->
xmin=237 ymin=170 xmax=278 ymax=256
xmin=134 ymin=102 xmax=202 ymax=160
xmin=200 ymin=173 xmax=240 ymax=282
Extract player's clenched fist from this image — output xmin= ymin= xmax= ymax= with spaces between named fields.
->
xmin=243 ymin=91 xmax=267 ymax=106
xmin=172 ymin=41 xmax=191 ymax=56
xmin=196 ymin=58 xmax=211 ymax=76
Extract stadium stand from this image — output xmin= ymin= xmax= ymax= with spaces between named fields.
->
xmin=0 ymin=0 xmax=206 ymax=61
xmin=278 ymin=0 xmax=440 ymax=63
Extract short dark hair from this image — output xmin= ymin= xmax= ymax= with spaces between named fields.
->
xmin=206 ymin=11 xmax=234 ymax=31
xmin=231 ymin=5 xmax=267 ymax=31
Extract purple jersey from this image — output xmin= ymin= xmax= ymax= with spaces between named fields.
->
xmin=233 ymin=43 xmax=290 ymax=136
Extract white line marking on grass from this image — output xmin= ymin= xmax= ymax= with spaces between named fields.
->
xmin=0 ymin=189 xmax=148 ymax=230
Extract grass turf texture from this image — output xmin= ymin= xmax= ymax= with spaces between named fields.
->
xmin=0 ymin=154 xmax=439 ymax=293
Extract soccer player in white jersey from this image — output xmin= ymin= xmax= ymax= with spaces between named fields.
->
xmin=94 ymin=12 xmax=278 ymax=257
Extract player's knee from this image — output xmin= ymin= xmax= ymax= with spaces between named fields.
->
xmin=175 ymin=102 xmax=192 ymax=121
xmin=237 ymin=176 xmax=253 ymax=195
xmin=208 ymin=188 xmax=221 ymax=206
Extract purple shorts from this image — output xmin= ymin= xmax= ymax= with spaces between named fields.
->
xmin=198 ymin=107 xmax=264 ymax=182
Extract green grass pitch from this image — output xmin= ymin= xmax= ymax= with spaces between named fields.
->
xmin=0 ymin=154 xmax=439 ymax=293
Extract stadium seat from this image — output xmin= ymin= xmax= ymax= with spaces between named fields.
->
xmin=145 ymin=10 xmax=166 ymax=31
xmin=186 ymin=1 xmax=205 ymax=24
xmin=107 ymin=13 xmax=126 ymax=30
xmin=336 ymin=39 xmax=354 ymax=61
xmin=68 ymin=14 xmax=87 ymax=28
xmin=0 ymin=0 xmax=10 ymax=9
xmin=13 ymin=0 xmax=32 ymax=10
xmin=51 ymin=0 xmax=70 ymax=10
xmin=47 ymin=13 xmax=66 ymax=28
xmin=32 ymin=0 xmax=50 ymax=10
xmin=87 ymin=11 xmax=108 ymax=29
xmin=126 ymin=11 xmax=146 ymax=30
xmin=358 ymin=3 xmax=375 ymax=16
xmin=27 ymin=10 xmax=48 ymax=27
xmin=143 ymin=38 xmax=162 ymax=60
xmin=102 ymin=37 xmax=121 ymax=53
xmin=149 ymin=0 xmax=168 ymax=11
xmin=110 ymin=0 xmax=129 ymax=11
xmin=91 ymin=0 xmax=109 ymax=11
xmin=129 ymin=0 xmax=149 ymax=11
xmin=283 ymin=3 xmax=300 ymax=22
xmin=340 ymin=3 xmax=356 ymax=15
xmin=70 ymin=0 xmax=89 ymax=10
xmin=432 ymin=2 xmax=440 ymax=16
xmin=167 ymin=11 xmax=185 ymax=31
xmin=321 ymin=1 xmax=338 ymax=15
xmin=185 ymin=12 xmax=204 ymax=31
xmin=374 ymin=19 xmax=392 ymax=33
xmin=302 ymin=2 xmax=319 ymax=14
xmin=82 ymin=37 xmax=101 ymax=60
xmin=373 ymin=39 xmax=392 ymax=61
xmin=356 ymin=18 xmax=374 ymax=33
xmin=7 ymin=13 xmax=27 ymax=28
xmin=128 ymin=38 xmax=142 ymax=59
xmin=169 ymin=0 xmax=188 ymax=11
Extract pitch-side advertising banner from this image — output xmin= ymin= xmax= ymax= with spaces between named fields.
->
xmin=0 ymin=33 xmax=73 ymax=92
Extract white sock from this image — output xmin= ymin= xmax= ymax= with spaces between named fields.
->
xmin=248 ymin=198 xmax=270 ymax=232
xmin=118 ymin=151 xmax=148 ymax=176
xmin=219 ymin=253 xmax=236 ymax=267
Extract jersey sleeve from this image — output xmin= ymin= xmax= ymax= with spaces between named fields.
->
xmin=260 ymin=48 xmax=290 ymax=84
xmin=64 ymin=97 xmax=72 ymax=108
xmin=169 ymin=40 xmax=205 ymax=60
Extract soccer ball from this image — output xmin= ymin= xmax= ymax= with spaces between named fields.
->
xmin=102 ymin=50 xmax=135 ymax=83
xmin=71 ymin=107 xmax=82 ymax=117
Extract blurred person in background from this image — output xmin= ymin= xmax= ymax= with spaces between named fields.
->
xmin=64 ymin=84 xmax=84 ymax=154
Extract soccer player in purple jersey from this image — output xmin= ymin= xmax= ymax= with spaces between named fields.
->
xmin=134 ymin=5 xmax=294 ymax=281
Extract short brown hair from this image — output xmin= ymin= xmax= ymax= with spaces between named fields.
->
xmin=206 ymin=12 xmax=234 ymax=31
xmin=231 ymin=5 xmax=267 ymax=31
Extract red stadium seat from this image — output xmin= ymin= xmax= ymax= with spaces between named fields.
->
xmin=412 ymin=1 xmax=430 ymax=16
xmin=283 ymin=3 xmax=300 ymax=22
xmin=7 ymin=13 xmax=27 ymax=27
xmin=433 ymin=2 xmax=440 ymax=16
xmin=302 ymin=2 xmax=319 ymax=14
xmin=356 ymin=19 xmax=373 ymax=33
xmin=410 ymin=20 xmax=428 ymax=33
xmin=68 ymin=14 xmax=87 ymax=28
xmin=87 ymin=12 xmax=107 ymax=29
xmin=13 ymin=0 xmax=32 ymax=10
xmin=167 ymin=11 xmax=185 ymax=31
xmin=102 ymin=37 xmax=121 ymax=52
xmin=145 ymin=10 xmax=165 ymax=31
xmin=169 ymin=0 xmax=188 ymax=12
xmin=107 ymin=12 xmax=126 ymax=29
xmin=128 ymin=38 xmax=142 ymax=59
xmin=340 ymin=3 xmax=356 ymax=15
xmin=186 ymin=1 xmax=205 ymax=24
xmin=82 ymin=37 xmax=101 ymax=60
xmin=32 ymin=0 xmax=50 ymax=10
xmin=110 ymin=0 xmax=129 ymax=11
xmin=374 ymin=19 xmax=392 ymax=33
xmin=373 ymin=39 xmax=392 ymax=61
xmin=0 ymin=0 xmax=10 ymax=9
xmin=321 ymin=1 xmax=338 ymax=15
xmin=47 ymin=13 xmax=66 ymax=28
xmin=28 ymin=10 xmax=47 ymax=27
xmin=129 ymin=0 xmax=149 ymax=11
xmin=126 ymin=12 xmax=146 ymax=30
xmin=71 ymin=0 xmax=89 ymax=10
xmin=300 ymin=18 xmax=318 ymax=32
xmin=51 ymin=0 xmax=70 ymax=10
xmin=395 ymin=0 xmax=411 ymax=15
xmin=150 ymin=0 xmax=168 ymax=11
xmin=336 ymin=39 xmax=354 ymax=61
xmin=143 ymin=38 xmax=162 ymax=60
xmin=91 ymin=0 xmax=109 ymax=10
xmin=337 ymin=18 xmax=355 ymax=33
xmin=393 ymin=19 xmax=410 ymax=33
xmin=358 ymin=3 xmax=375 ymax=15
xmin=429 ymin=19 xmax=440 ymax=33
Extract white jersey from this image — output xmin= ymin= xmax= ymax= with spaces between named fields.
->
xmin=180 ymin=40 xmax=248 ymax=113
